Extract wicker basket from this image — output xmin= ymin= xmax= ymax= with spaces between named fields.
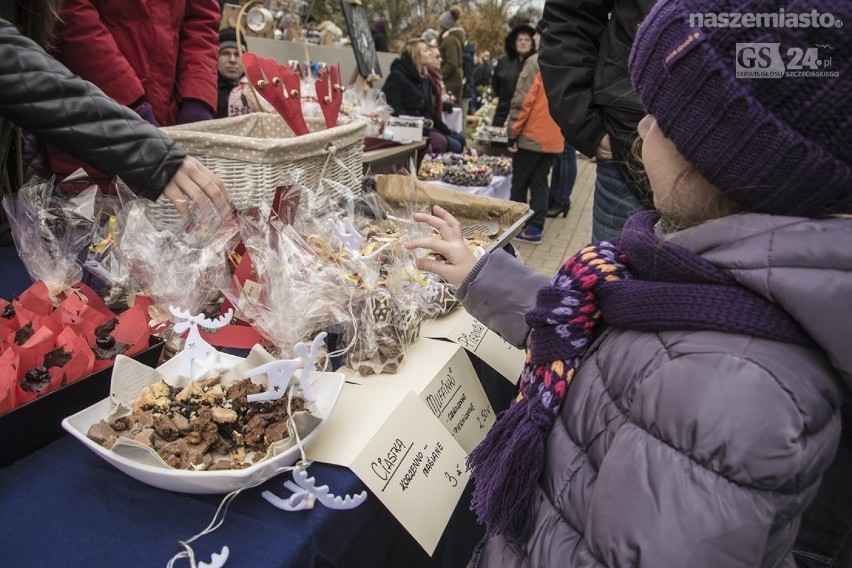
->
xmin=153 ymin=114 xmax=367 ymax=226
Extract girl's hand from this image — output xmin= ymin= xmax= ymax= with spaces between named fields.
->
xmin=162 ymin=157 xmax=234 ymax=219
xmin=405 ymin=205 xmax=478 ymax=287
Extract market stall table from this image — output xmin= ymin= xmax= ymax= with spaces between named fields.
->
xmin=426 ymin=175 xmax=512 ymax=201
xmin=0 ymin=187 xmax=525 ymax=565
xmin=362 ymin=138 xmax=427 ymax=174
xmin=0 ymin=434 xmax=487 ymax=567
xmin=0 ymin=243 xmax=517 ymax=568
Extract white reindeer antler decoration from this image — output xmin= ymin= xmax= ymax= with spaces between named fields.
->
xmin=244 ymin=332 xmax=328 ymax=403
xmin=328 ymin=217 xmax=389 ymax=262
xmin=197 ymin=546 xmax=229 ymax=568
xmin=169 ymin=306 xmax=233 ymax=379
xmin=262 ymin=467 xmax=367 ymax=511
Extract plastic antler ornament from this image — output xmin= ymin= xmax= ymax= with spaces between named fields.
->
xmin=169 ymin=307 xmax=233 ymax=379
xmin=328 ymin=218 xmax=388 ymax=261
xmin=244 ymin=332 xmax=327 ymax=402
xmin=198 ymin=547 xmax=229 ymax=568
xmin=262 ymin=467 xmax=368 ymax=511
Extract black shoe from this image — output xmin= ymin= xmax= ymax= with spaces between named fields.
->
xmin=546 ymin=204 xmax=570 ymax=218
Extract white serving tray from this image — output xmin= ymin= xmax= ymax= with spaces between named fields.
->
xmin=62 ymin=350 xmax=345 ymax=494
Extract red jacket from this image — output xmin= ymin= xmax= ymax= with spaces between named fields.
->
xmin=55 ymin=0 xmax=220 ymax=126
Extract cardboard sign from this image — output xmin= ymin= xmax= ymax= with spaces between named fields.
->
xmin=421 ymin=307 xmax=524 ymax=385
xmin=418 ymin=344 xmax=495 ymax=453
xmin=351 ymin=391 xmax=469 ymax=555
xmin=308 ymin=338 xmax=494 ymax=553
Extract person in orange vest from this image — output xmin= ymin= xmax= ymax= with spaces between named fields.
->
xmin=507 ymin=20 xmax=564 ymax=244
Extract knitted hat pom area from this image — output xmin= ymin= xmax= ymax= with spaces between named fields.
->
xmin=438 ymin=5 xmax=461 ymax=30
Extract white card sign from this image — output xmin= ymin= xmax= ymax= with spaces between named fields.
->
xmin=307 ymin=339 xmax=492 ymax=554
xmin=419 ymin=343 xmax=495 ymax=453
xmin=351 ymin=391 xmax=469 ymax=555
xmin=421 ymin=307 xmax=524 ymax=384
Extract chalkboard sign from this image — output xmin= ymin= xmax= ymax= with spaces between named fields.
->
xmin=339 ymin=0 xmax=382 ymax=79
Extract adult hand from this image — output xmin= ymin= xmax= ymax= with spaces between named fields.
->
xmin=596 ymin=133 xmax=613 ymax=160
xmin=161 ymin=157 xmax=233 ymax=219
xmin=507 ymin=142 xmax=518 ymax=154
xmin=404 ymin=205 xmax=478 ymax=287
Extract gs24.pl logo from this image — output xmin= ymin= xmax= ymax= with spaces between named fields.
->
xmin=736 ymin=43 xmax=835 ymax=77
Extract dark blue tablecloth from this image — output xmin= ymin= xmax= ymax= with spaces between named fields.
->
xmin=0 ymin=244 xmax=511 ymax=568
xmin=0 ymin=244 xmax=31 ymax=299
xmin=0 ymin=434 xmax=483 ymax=567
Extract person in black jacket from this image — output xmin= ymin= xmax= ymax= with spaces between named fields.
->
xmin=538 ymin=0 xmax=654 ymax=241
xmin=370 ymin=20 xmax=389 ymax=53
xmin=381 ymin=38 xmax=464 ymax=154
xmin=462 ymin=40 xmax=476 ymax=114
xmin=0 ymin=6 xmax=231 ymax=245
xmin=216 ymin=27 xmax=246 ymax=118
xmin=491 ymin=24 xmax=535 ymax=128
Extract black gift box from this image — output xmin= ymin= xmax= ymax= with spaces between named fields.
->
xmin=0 ymin=337 xmax=163 ymax=467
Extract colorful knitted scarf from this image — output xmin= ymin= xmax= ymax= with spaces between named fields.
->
xmin=467 ymin=211 xmax=812 ymax=541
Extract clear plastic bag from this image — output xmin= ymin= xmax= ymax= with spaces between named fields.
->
xmin=116 ymin=198 xmax=240 ymax=326
xmin=341 ymin=88 xmax=393 ymax=137
xmin=297 ymin=182 xmax=442 ymax=375
xmin=2 ymin=177 xmax=100 ymax=299
xmin=222 ymin=201 xmax=352 ymax=359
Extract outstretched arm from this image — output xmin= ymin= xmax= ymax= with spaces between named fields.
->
xmin=405 ymin=206 xmax=548 ymax=347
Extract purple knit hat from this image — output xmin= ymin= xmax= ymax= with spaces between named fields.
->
xmin=630 ymin=0 xmax=852 ymax=217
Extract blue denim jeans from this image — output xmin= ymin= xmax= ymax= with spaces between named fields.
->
xmin=549 ymin=142 xmax=577 ymax=206
xmin=592 ymin=158 xmax=646 ymax=242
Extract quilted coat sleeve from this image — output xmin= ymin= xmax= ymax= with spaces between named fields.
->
xmin=582 ymin=349 xmax=843 ymax=567
xmin=0 ymin=20 xmax=185 ymax=201
xmin=458 ymin=250 xmax=550 ymax=347
xmin=175 ymin=0 xmax=220 ymax=110
xmin=55 ymin=0 xmax=144 ymax=107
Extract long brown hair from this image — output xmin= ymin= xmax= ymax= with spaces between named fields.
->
xmin=16 ymin=0 xmax=64 ymax=53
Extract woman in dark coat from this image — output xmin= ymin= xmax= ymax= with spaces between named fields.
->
xmin=491 ymin=24 xmax=535 ymax=127
xmin=381 ymin=38 xmax=463 ymax=154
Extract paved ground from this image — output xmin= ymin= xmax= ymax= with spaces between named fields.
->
xmin=512 ymin=155 xmax=596 ymax=276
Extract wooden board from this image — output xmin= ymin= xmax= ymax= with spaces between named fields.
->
xmin=339 ymin=0 xmax=382 ymax=79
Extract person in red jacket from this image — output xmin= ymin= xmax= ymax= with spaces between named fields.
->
xmin=45 ymin=0 xmax=220 ymax=185
xmin=55 ymin=0 xmax=220 ymax=126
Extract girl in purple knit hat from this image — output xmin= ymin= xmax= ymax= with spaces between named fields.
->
xmin=406 ymin=0 xmax=852 ymax=566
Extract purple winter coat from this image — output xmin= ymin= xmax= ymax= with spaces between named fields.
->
xmin=459 ymin=214 xmax=852 ymax=567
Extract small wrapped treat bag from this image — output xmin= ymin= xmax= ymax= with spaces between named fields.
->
xmin=297 ymin=187 xmax=439 ymax=375
xmin=341 ymin=87 xmax=393 ymax=137
xmin=2 ymin=178 xmax=100 ymax=301
xmin=223 ymin=202 xmax=351 ymax=359
xmin=115 ymin=198 xmax=239 ymax=347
